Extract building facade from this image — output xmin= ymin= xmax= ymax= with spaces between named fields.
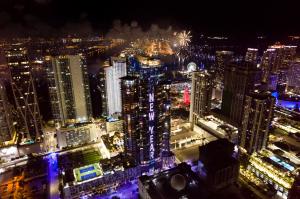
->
xmin=189 ymin=70 xmax=213 ymax=127
xmin=261 ymin=44 xmax=297 ymax=83
xmin=240 ymin=90 xmax=275 ymax=154
xmin=6 ymin=47 xmax=42 ymax=142
xmin=215 ymin=51 xmax=234 ymax=80
xmin=221 ymin=62 xmax=261 ymax=126
xmin=99 ymin=60 xmax=110 ymax=116
xmin=287 ymin=59 xmax=300 ymax=94
xmin=0 ymin=82 xmax=14 ymax=144
xmin=105 ymin=57 xmax=127 ymax=116
xmin=47 ymin=55 xmax=92 ymax=126
xmin=121 ymin=76 xmax=140 ymax=164
xmin=245 ymin=48 xmax=258 ymax=64
xmin=56 ymin=123 xmax=100 ymax=149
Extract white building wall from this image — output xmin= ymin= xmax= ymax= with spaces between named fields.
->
xmin=105 ymin=57 xmax=127 ymax=116
xmin=50 ymin=55 xmax=89 ymax=125
xmin=56 ymin=130 xmax=67 ymax=149
xmin=69 ymin=56 xmax=88 ymax=122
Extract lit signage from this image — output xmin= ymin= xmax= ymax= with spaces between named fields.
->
xmin=149 ymin=92 xmax=155 ymax=160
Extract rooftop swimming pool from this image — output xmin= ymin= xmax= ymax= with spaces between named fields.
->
xmin=81 ymin=172 xmax=97 ymax=181
xmin=269 ymin=156 xmax=295 ymax=172
xmin=80 ymin=166 xmax=95 ymax=174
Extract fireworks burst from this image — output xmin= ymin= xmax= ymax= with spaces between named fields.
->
xmin=177 ymin=30 xmax=191 ymax=47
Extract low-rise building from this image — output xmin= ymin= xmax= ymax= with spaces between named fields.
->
xmin=244 ymin=149 xmax=297 ymax=199
xmin=106 ymin=119 xmax=123 ymax=133
xmin=56 ymin=123 xmax=100 ymax=149
xmin=63 ymin=154 xmax=140 ymax=198
xmin=196 ymin=115 xmax=238 ymax=144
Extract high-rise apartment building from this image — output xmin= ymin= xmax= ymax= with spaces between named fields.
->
xmin=212 ymin=51 xmax=234 ymax=102
xmin=189 ymin=70 xmax=213 ymax=127
xmin=287 ymin=59 xmax=300 ymax=94
xmin=105 ymin=57 xmax=127 ymax=116
xmin=47 ymin=55 xmax=91 ymax=126
xmin=261 ymin=44 xmax=297 ymax=82
xmin=31 ymin=56 xmax=52 ymax=121
xmin=6 ymin=47 xmax=42 ymax=142
xmin=121 ymin=76 xmax=140 ymax=163
xmin=215 ymin=51 xmax=234 ymax=80
xmin=99 ymin=60 xmax=110 ymax=116
xmin=240 ymin=90 xmax=275 ymax=154
xmin=221 ymin=62 xmax=261 ymax=126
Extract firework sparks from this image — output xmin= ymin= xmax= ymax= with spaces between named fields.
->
xmin=177 ymin=30 xmax=191 ymax=47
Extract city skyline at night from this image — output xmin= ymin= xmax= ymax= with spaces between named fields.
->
xmin=0 ymin=1 xmax=300 ymax=199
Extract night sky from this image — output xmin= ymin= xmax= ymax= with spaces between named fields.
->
xmin=0 ymin=0 xmax=299 ymax=38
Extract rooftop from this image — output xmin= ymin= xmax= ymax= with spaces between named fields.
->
xmin=199 ymin=139 xmax=238 ymax=173
xmin=139 ymin=162 xmax=209 ymax=199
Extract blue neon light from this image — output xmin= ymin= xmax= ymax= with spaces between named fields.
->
xmin=107 ymin=117 xmax=118 ymax=122
xmin=271 ymin=91 xmax=278 ymax=99
xmin=269 ymin=156 xmax=295 ymax=171
xmin=277 ymin=100 xmax=300 ymax=109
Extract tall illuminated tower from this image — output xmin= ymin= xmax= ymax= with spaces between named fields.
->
xmin=261 ymin=44 xmax=297 ymax=83
xmin=121 ymin=76 xmax=140 ymax=164
xmin=105 ymin=57 xmax=127 ymax=116
xmin=99 ymin=60 xmax=110 ymax=116
xmin=6 ymin=47 xmax=42 ymax=142
xmin=213 ymin=51 xmax=233 ymax=102
xmin=122 ymin=56 xmax=171 ymax=171
xmin=287 ymin=58 xmax=300 ymax=94
xmin=221 ymin=62 xmax=261 ymax=126
xmin=189 ymin=70 xmax=212 ymax=127
xmin=240 ymin=90 xmax=275 ymax=154
xmin=215 ymin=51 xmax=234 ymax=81
xmin=47 ymin=55 xmax=92 ymax=126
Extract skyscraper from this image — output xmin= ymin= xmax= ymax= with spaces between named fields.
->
xmin=121 ymin=56 xmax=171 ymax=171
xmin=245 ymin=48 xmax=258 ymax=64
xmin=47 ymin=55 xmax=92 ymax=126
xmin=268 ymin=72 xmax=278 ymax=91
xmin=261 ymin=48 xmax=279 ymax=83
xmin=213 ymin=51 xmax=233 ymax=102
xmin=105 ymin=57 xmax=127 ymax=116
xmin=121 ymin=76 xmax=140 ymax=163
xmin=261 ymin=44 xmax=297 ymax=83
xmin=287 ymin=59 xmax=300 ymax=94
xmin=0 ymin=81 xmax=14 ymax=144
xmin=240 ymin=90 xmax=275 ymax=154
xmin=215 ymin=50 xmax=234 ymax=81
xmin=189 ymin=70 xmax=213 ymax=127
xmin=6 ymin=47 xmax=42 ymax=142
xmin=31 ymin=56 xmax=52 ymax=121
xmin=221 ymin=62 xmax=261 ymax=126
xmin=99 ymin=60 xmax=110 ymax=116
